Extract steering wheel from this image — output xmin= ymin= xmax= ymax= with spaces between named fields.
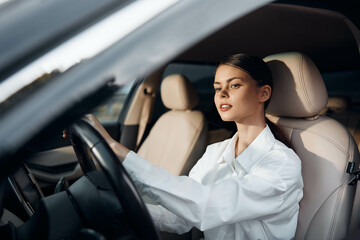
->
xmin=68 ymin=119 xmax=160 ymax=240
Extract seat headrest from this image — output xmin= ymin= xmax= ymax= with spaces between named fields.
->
xmin=264 ymin=52 xmax=328 ymax=118
xmin=161 ymin=74 xmax=199 ymax=110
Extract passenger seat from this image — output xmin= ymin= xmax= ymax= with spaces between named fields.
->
xmin=320 ymin=96 xmax=360 ymax=149
xmin=137 ymin=74 xmax=207 ymax=176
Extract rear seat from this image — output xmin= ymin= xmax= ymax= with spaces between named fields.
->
xmin=320 ymin=96 xmax=360 ymax=150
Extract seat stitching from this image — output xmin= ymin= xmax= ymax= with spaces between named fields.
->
xmin=289 ymin=125 xmax=349 ymax=157
xmin=327 ymin=136 xmax=353 ymax=239
xmin=277 ymin=118 xmax=354 ymax=238
xmin=304 ymin=184 xmax=344 ymax=239
xmin=285 ymin=124 xmax=352 ymax=239
xmin=328 ymin=173 xmax=348 ymax=239
xmin=298 ymin=54 xmax=317 ymax=115
xmin=274 ymin=116 xmax=350 ymax=156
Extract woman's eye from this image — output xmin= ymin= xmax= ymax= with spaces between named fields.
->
xmin=214 ymin=88 xmax=221 ymax=92
xmin=231 ymin=84 xmax=241 ymax=88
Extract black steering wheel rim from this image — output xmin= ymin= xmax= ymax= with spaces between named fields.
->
xmin=69 ymin=119 xmax=160 ymax=240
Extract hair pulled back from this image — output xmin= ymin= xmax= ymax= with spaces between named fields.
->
xmin=219 ymin=53 xmax=292 ymax=148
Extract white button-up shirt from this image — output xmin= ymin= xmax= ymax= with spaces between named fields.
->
xmin=123 ymin=125 xmax=303 ymax=240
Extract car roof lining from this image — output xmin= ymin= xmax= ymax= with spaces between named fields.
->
xmin=176 ymin=3 xmax=360 ymax=72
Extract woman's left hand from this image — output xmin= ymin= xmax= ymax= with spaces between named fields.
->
xmin=64 ymin=114 xmax=130 ymax=163
xmin=82 ymin=114 xmax=115 ymax=145
xmin=83 ymin=114 xmax=130 ymax=162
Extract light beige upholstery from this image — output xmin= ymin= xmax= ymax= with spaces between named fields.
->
xmin=138 ymin=74 xmax=207 ymax=176
xmin=320 ymin=96 xmax=360 ymax=150
xmin=320 ymin=96 xmax=350 ymax=121
xmin=266 ymin=52 xmax=328 ymax=118
xmin=264 ymin=52 xmax=360 ymax=240
xmin=325 ymin=96 xmax=349 ymax=110
xmin=161 ymin=74 xmax=199 ymax=111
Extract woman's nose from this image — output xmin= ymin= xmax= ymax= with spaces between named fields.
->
xmin=219 ymin=89 xmax=229 ymax=98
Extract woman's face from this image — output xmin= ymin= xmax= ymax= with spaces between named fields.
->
xmin=214 ymin=64 xmax=270 ymax=124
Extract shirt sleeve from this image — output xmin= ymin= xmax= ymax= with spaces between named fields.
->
xmin=146 ymin=203 xmax=193 ymax=234
xmin=123 ymin=150 xmax=297 ymax=231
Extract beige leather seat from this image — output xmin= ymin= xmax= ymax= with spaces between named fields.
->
xmin=137 ymin=74 xmax=207 ymax=176
xmin=321 ymin=96 xmax=360 ymax=150
xmin=321 ymin=96 xmax=350 ymax=116
xmin=264 ymin=52 xmax=360 ymax=239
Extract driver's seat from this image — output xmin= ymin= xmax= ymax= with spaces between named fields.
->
xmin=264 ymin=52 xmax=360 ymax=239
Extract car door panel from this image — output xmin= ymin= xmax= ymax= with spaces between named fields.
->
xmin=27 ymin=146 xmax=81 ymax=185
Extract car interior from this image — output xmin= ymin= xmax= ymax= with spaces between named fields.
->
xmin=1 ymin=0 xmax=360 ymax=239
xmin=136 ymin=74 xmax=208 ymax=176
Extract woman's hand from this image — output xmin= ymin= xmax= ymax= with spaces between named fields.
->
xmin=83 ymin=114 xmax=115 ymax=145
xmin=64 ymin=114 xmax=130 ymax=163
xmin=84 ymin=114 xmax=130 ymax=162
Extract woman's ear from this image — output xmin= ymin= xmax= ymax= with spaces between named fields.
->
xmin=259 ymin=85 xmax=272 ymax=103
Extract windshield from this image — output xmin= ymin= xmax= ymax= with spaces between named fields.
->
xmin=0 ymin=0 xmax=271 ymax=175
xmin=0 ymin=0 xmax=181 ymax=106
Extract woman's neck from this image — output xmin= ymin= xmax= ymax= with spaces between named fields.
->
xmin=235 ymin=119 xmax=266 ymax=157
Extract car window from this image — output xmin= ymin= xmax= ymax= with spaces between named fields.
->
xmin=322 ymin=71 xmax=360 ymax=110
xmin=91 ymin=82 xmax=133 ymax=123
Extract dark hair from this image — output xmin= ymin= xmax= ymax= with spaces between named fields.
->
xmin=219 ymin=53 xmax=292 ymax=148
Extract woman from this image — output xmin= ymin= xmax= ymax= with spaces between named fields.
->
xmin=85 ymin=53 xmax=304 ymax=240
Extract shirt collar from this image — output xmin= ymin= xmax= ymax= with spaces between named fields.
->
xmin=217 ymin=125 xmax=276 ymax=173
xmin=216 ymin=132 xmax=238 ymax=165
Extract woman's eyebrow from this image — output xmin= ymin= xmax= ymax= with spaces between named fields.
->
xmin=214 ymin=77 xmax=245 ymax=85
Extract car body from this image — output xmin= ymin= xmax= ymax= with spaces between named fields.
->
xmin=0 ymin=0 xmax=359 ymax=239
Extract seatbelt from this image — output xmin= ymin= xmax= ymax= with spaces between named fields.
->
xmin=136 ymin=87 xmax=154 ymax=150
xmin=347 ymin=160 xmax=360 ymax=231
xmin=345 ymin=114 xmax=360 ymax=231
xmin=347 ymin=162 xmax=360 ymax=185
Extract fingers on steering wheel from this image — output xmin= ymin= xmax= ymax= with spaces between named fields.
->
xmin=63 ymin=129 xmax=69 ymax=138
